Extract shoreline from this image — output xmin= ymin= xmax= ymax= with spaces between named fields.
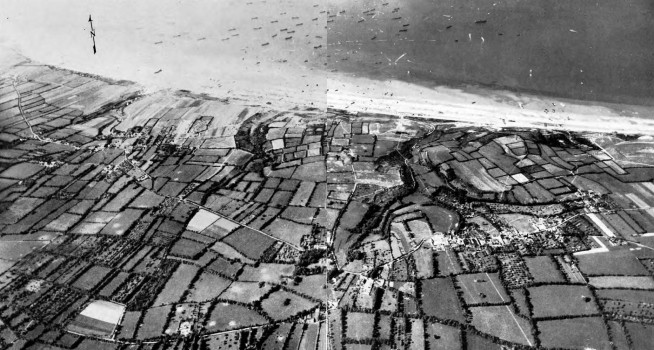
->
xmin=2 ymin=49 xmax=654 ymax=136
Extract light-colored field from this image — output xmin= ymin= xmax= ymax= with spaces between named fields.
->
xmin=219 ymin=281 xmax=272 ymax=304
xmin=470 ymin=305 xmax=534 ymax=346
xmin=0 ymin=241 xmax=47 ymax=261
xmin=187 ymin=209 xmax=220 ymax=232
xmin=80 ymin=300 xmax=125 ymax=325
xmin=238 ymin=263 xmax=295 ymax=284
xmin=588 ymin=276 xmax=654 ymax=289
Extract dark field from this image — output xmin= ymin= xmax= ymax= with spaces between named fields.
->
xmin=325 ymin=0 xmax=654 ymax=106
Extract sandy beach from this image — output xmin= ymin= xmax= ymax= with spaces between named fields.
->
xmin=1 ymin=0 xmax=653 ymax=135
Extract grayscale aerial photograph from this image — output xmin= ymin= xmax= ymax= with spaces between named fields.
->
xmin=0 ymin=0 xmax=653 ymax=349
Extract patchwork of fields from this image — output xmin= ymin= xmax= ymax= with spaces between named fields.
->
xmin=0 ymin=51 xmax=653 ymax=350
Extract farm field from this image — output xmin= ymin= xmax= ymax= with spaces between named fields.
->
xmin=625 ymin=323 xmax=654 ymax=350
xmin=203 ymin=302 xmax=267 ymax=333
xmin=136 ymin=306 xmax=171 ymax=340
xmin=345 ymin=312 xmax=374 ymax=340
xmin=221 ymin=227 xmax=276 ymax=260
xmin=421 ymin=277 xmax=465 ymax=322
xmin=524 ymin=256 xmax=565 ymax=283
xmin=218 ymin=281 xmax=272 ymax=303
xmin=152 ymin=263 xmax=199 ymax=306
xmin=538 ymin=317 xmax=611 ymax=350
xmin=529 ymin=285 xmax=599 ymax=318
xmin=425 ymin=322 xmax=461 ymax=350
xmin=238 ymin=263 xmax=295 ymax=283
xmin=185 ymin=272 xmax=232 ymax=303
xmin=588 ymin=276 xmax=654 ymax=289
xmin=456 ymin=273 xmax=509 ymax=305
xmin=261 ymin=289 xmax=317 ymax=321
xmin=67 ymin=300 xmax=125 ymax=338
xmin=577 ymin=250 xmax=650 ymax=276
xmin=470 ymin=305 xmax=534 ymax=346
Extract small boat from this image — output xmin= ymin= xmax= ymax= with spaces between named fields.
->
xmin=251 ymin=17 xmax=258 ymax=20
xmin=271 ymin=20 xmax=278 ymax=23
xmin=328 ymin=19 xmax=334 ymax=23
xmin=446 ymin=25 xmax=452 ymax=29
xmin=314 ymin=45 xmax=322 ymax=49
xmin=371 ymin=36 xmax=377 ymax=40
xmin=253 ymin=27 xmax=262 ymax=30
xmin=154 ymin=41 xmax=163 ymax=44
xmin=292 ymin=16 xmax=299 ymax=19
xmin=399 ymin=29 xmax=407 ymax=32
xmin=312 ymin=18 xmax=318 ymax=21
xmin=475 ymin=20 xmax=487 ymax=24
xmin=285 ymin=36 xmax=293 ymax=40
xmin=228 ymin=28 xmax=237 ymax=31
xmin=392 ymin=17 xmax=402 ymax=20
xmin=403 ymin=24 xmax=410 ymax=27
xmin=288 ymin=30 xmax=295 ymax=34
xmin=272 ymin=34 xmax=277 ymax=38
xmin=197 ymin=37 xmax=206 ymax=41
xmin=296 ymin=23 xmax=303 ymax=26
xmin=154 ymin=69 xmax=162 ymax=74
xmin=382 ymin=2 xmax=389 ymax=5
xmin=280 ymin=28 xmax=287 ymax=31
xmin=261 ymin=42 xmax=269 ymax=46
xmin=357 ymin=19 xmax=364 ymax=23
